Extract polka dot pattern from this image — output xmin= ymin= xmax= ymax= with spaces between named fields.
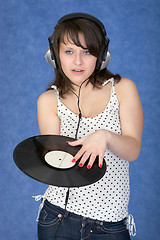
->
xmin=45 ymin=78 xmax=130 ymax=222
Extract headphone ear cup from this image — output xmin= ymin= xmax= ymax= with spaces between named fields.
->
xmin=45 ymin=48 xmax=57 ymax=68
xmin=45 ymin=46 xmax=59 ymax=69
xmin=100 ymin=50 xmax=111 ymax=70
xmin=95 ymin=49 xmax=111 ymax=72
xmin=95 ymin=36 xmax=110 ymax=72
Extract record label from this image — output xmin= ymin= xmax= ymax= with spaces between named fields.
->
xmin=45 ymin=150 xmax=75 ymax=169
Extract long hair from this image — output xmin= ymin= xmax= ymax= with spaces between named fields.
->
xmin=48 ymin=18 xmax=121 ymax=97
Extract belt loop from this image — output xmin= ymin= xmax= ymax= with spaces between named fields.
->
xmin=64 ymin=210 xmax=69 ymax=218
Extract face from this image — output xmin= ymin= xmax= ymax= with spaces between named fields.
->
xmin=59 ymin=33 xmax=97 ymax=86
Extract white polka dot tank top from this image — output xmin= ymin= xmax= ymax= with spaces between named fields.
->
xmin=43 ymin=78 xmax=130 ymax=222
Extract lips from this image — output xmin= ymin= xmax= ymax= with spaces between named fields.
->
xmin=72 ymin=69 xmax=84 ymax=72
xmin=72 ymin=69 xmax=84 ymax=75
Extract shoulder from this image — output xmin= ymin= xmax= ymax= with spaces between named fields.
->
xmin=37 ymin=89 xmax=57 ymax=109
xmin=115 ymin=78 xmax=140 ymax=103
xmin=38 ymin=89 xmax=57 ymax=103
xmin=115 ymin=77 xmax=137 ymax=90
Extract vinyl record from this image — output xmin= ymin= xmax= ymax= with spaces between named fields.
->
xmin=13 ymin=135 xmax=106 ymax=187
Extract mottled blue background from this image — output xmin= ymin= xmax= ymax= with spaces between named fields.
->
xmin=0 ymin=0 xmax=160 ymax=239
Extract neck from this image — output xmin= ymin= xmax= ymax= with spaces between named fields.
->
xmin=70 ymin=78 xmax=90 ymax=95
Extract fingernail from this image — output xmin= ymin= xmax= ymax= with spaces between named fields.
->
xmin=79 ymin=163 xmax=83 ymax=167
xmin=99 ymin=164 xmax=102 ymax=168
xmin=66 ymin=141 xmax=72 ymax=143
xmin=72 ymin=158 xmax=76 ymax=163
xmin=87 ymin=165 xmax=91 ymax=169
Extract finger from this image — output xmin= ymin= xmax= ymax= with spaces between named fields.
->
xmin=66 ymin=138 xmax=84 ymax=146
xmin=98 ymin=155 xmax=104 ymax=168
xmin=87 ymin=153 xmax=97 ymax=169
xmin=78 ymin=151 xmax=91 ymax=167
xmin=72 ymin=147 xmax=86 ymax=163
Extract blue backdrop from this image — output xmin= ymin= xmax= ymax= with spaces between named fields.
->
xmin=0 ymin=0 xmax=160 ymax=239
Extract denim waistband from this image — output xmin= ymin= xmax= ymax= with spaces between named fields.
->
xmin=33 ymin=195 xmax=136 ymax=236
xmin=44 ymin=199 xmax=126 ymax=226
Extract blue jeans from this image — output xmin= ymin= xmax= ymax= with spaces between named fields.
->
xmin=38 ymin=200 xmax=131 ymax=240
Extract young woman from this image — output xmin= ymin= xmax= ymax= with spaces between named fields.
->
xmin=36 ymin=13 xmax=143 ymax=240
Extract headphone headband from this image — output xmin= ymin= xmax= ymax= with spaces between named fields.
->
xmin=55 ymin=13 xmax=107 ymax=36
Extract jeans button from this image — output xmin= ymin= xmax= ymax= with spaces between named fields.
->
xmin=58 ymin=214 xmax=62 ymax=219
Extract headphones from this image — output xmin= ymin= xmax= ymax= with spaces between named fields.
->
xmin=45 ymin=13 xmax=111 ymax=72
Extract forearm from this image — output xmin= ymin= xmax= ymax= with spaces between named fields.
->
xmin=107 ymin=130 xmax=141 ymax=162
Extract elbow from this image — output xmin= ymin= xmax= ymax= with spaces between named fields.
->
xmin=127 ymin=145 xmax=141 ymax=162
xmin=128 ymin=155 xmax=139 ymax=162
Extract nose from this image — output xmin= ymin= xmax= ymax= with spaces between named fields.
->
xmin=74 ymin=52 xmax=83 ymax=65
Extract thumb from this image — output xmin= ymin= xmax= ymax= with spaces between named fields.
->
xmin=66 ymin=138 xmax=84 ymax=146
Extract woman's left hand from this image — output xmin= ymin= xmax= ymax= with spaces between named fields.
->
xmin=67 ymin=129 xmax=109 ymax=169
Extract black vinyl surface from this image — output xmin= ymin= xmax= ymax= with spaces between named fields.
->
xmin=13 ymin=135 xmax=106 ymax=187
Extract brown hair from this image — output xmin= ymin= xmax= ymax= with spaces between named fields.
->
xmin=48 ymin=18 xmax=121 ymax=97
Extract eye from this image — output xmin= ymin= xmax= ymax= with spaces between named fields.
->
xmin=65 ymin=50 xmax=73 ymax=54
xmin=83 ymin=50 xmax=91 ymax=55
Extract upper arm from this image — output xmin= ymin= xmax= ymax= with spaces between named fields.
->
xmin=37 ymin=90 xmax=60 ymax=135
xmin=116 ymin=78 xmax=143 ymax=146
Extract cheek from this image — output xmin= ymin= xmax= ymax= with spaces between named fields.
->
xmin=59 ymin=54 xmax=68 ymax=72
xmin=89 ymin=58 xmax=97 ymax=71
xmin=59 ymin=52 xmax=63 ymax=66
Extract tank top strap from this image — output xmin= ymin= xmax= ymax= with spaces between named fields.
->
xmin=51 ymin=85 xmax=60 ymax=100
xmin=102 ymin=77 xmax=114 ymax=86
xmin=102 ymin=78 xmax=116 ymax=96
xmin=110 ymin=78 xmax=116 ymax=93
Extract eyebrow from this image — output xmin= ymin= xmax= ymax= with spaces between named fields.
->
xmin=61 ymin=43 xmax=88 ymax=50
xmin=61 ymin=39 xmax=88 ymax=48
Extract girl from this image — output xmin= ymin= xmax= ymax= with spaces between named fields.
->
xmin=36 ymin=13 xmax=143 ymax=240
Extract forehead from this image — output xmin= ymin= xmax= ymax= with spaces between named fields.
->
xmin=61 ymin=32 xmax=87 ymax=48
